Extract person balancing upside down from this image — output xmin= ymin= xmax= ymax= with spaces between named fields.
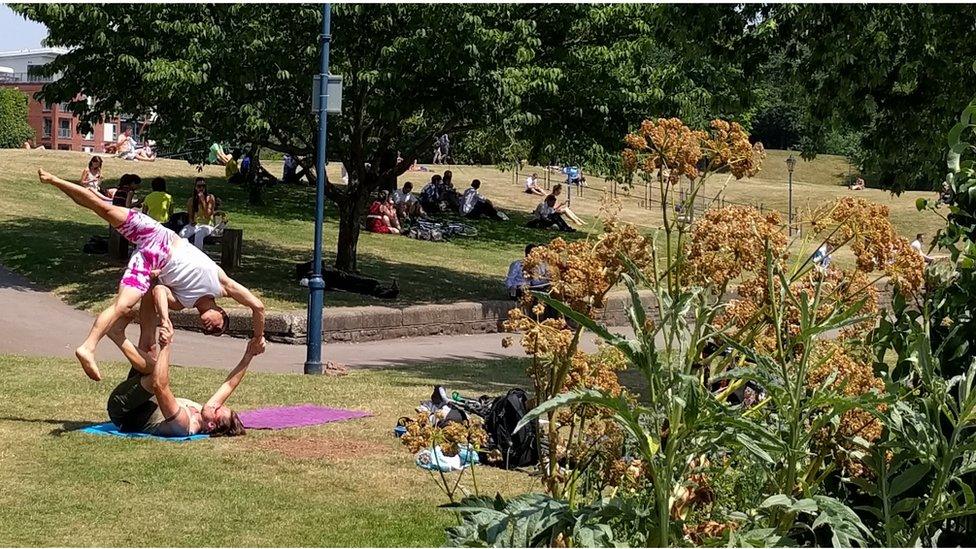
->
xmin=37 ymin=169 xmax=266 ymax=381
xmin=106 ymin=284 xmax=258 ymax=437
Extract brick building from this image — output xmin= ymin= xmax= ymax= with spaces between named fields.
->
xmin=0 ymin=48 xmax=139 ymax=152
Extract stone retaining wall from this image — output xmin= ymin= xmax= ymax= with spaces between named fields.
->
xmin=170 ymin=284 xmax=897 ymax=344
xmin=169 ymin=290 xmax=659 ymax=344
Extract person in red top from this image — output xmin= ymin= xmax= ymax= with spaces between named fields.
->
xmin=366 ymin=191 xmax=400 ymax=234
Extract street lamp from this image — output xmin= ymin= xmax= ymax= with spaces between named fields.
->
xmin=785 ymin=152 xmax=797 ymax=236
xmin=305 ymin=3 xmax=332 ymax=375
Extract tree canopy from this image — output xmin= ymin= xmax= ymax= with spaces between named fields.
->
xmin=14 ymin=3 xmax=765 ymax=270
xmin=773 ymin=4 xmax=976 ymax=192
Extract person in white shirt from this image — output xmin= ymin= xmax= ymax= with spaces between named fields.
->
xmin=526 ymin=195 xmax=575 ymax=232
xmin=393 ymin=181 xmax=425 ymax=222
xmin=525 ymin=173 xmax=545 ymax=196
xmin=911 ymin=233 xmax=933 ymax=263
xmin=461 ymin=180 xmax=508 ymax=221
xmin=505 ymin=244 xmax=551 ymax=299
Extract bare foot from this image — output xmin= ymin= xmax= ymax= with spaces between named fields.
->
xmin=75 ymin=346 xmax=102 ymax=381
xmin=38 ymin=169 xmax=55 ymax=185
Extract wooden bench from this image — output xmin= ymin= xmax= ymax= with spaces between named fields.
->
xmin=108 ymin=226 xmax=244 ymax=271
xmin=204 ymin=228 xmax=244 ymax=270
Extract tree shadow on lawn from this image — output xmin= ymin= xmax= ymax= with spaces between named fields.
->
xmin=0 ymin=216 xmax=524 ymax=310
xmin=376 ymin=356 xmax=532 ymax=396
xmin=0 ymin=416 xmax=96 ymax=436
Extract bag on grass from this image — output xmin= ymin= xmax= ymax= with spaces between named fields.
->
xmin=406 ymin=225 xmax=443 ymax=242
xmin=483 ymin=388 xmax=539 ymax=470
xmin=83 ymin=235 xmax=108 ymax=255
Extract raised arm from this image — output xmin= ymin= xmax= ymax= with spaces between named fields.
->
xmin=148 ymin=341 xmax=184 ymax=425
xmin=205 ymin=349 xmax=254 ymax=412
xmin=153 ymin=284 xmax=175 ymax=345
xmin=219 ymin=271 xmax=266 ymax=355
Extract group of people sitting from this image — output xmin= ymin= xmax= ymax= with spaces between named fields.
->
xmin=110 ymin=127 xmax=157 ymax=162
xmin=81 ymin=156 xmax=225 ymax=250
xmin=365 ymin=166 xmax=586 ymax=235
xmin=524 ymin=173 xmax=583 ymax=232
xmin=365 ymin=170 xmax=510 ymax=235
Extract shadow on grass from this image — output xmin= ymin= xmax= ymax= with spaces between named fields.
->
xmin=374 ymin=356 xmax=531 ymax=396
xmin=0 ymin=416 xmax=96 ymax=436
xmin=0 ymin=216 xmax=525 ymax=309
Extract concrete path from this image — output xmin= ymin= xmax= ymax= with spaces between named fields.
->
xmin=0 ymin=266 xmax=617 ymax=374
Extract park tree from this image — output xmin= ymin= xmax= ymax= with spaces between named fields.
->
xmin=0 ymin=88 xmax=34 ymax=149
xmin=14 ymin=3 xmax=764 ymax=272
xmin=771 ymin=3 xmax=976 ymax=192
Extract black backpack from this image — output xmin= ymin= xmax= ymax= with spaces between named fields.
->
xmin=483 ymin=389 xmax=539 ymax=469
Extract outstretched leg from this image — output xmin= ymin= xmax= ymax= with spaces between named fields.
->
xmin=38 ymin=169 xmax=130 ymax=227
xmin=76 ymin=285 xmax=144 ymax=381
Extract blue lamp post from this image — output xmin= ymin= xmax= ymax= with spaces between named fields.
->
xmin=305 ymin=3 xmax=332 ymax=375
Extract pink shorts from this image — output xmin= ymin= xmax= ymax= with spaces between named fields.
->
xmin=117 ymin=210 xmax=174 ymax=294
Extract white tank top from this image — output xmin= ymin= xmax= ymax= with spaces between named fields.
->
xmin=158 ymin=242 xmax=223 ymax=308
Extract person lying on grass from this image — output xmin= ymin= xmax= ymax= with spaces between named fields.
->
xmin=106 ymin=291 xmax=256 ymax=438
xmin=37 ymin=169 xmax=266 ymax=382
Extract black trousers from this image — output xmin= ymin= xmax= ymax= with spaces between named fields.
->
xmin=106 ymin=375 xmax=158 ymax=433
xmin=526 ymin=213 xmax=573 ymax=232
xmin=465 ymin=200 xmax=504 ymax=221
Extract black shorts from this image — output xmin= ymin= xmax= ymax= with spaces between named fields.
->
xmin=106 ymin=375 xmax=159 ymax=433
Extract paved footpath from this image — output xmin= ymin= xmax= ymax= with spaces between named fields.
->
xmin=0 ymin=266 xmax=614 ymax=374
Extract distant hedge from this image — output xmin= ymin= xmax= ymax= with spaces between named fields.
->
xmin=0 ymin=87 xmax=34 ymax=148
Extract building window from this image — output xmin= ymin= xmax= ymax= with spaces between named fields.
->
xmin=57 ymin=144 xmax=71 ymax=151
xmin=83 ymin=131 xmax=94 ymax=141
xmin=59 ymin=102 xmax=71 ymax=112
xmin=43 ymin=118 xmax=52 ymax=137
xmin=58 ymin=118 xmax=71 ymax=139
xmin=42 ymin=101 xmax=51 ymax=112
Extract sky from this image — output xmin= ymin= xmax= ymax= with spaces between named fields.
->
xmin=0 ymin=4 xmax=48 ymax=52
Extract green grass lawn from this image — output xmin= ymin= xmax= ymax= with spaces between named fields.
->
xmin=0 ymin=148 xmax=944 ymax=314
xmin=0 ymin=354 xmax=535 ymax=546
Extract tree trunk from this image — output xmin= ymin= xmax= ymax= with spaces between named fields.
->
xmin=334 ymin=196 xmax=365 ymax=272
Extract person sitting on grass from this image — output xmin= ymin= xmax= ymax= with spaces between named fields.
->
xmin=81 ymin=156 xmax=106 ymax=198
xmin=525 ymin=172 xmax=545 ymax=196
xmin=106 ymin=297 xmax=252 ymax=438
xmin=393 ymin=181 xmax=425 ymax=223
xmin=526 ymin=195 xmax=575 ymax=232
xmin=505 ymin=244 xmax=551 ymax=299
xmin=116 ymin=127 xmax=137 ymax=160
xmin=180 ymin=177 xmax=217 ymax=250
xmin=442 ymin=170 xmax=462 ymax=212
xmin=366 ymin=190 xmax=401 ymax=235
xmin=112 ymin=173 xmax=143 ymax=208
xmin=36 ymin=168 xmax=267 ymax=382
xmin=226 ymin=149 xmax=243 ymax=184
xmin=548 ymin=184 xmax=585 ymax=225
xmin=134 ymin=141 xmax=157 ymax=162
xmin=419 ymin=174 xmax=446 ymax=213
xmin=461 ymin=180 xmax=508 ymax=221
xmin=142 ymin=177 xmax=173 ymax=223
xmin=208 ymin=142 xmax=232 ymax=165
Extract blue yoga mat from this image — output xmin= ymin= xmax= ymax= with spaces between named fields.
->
xmin=79 ymin=422 xmax=209 ymax=442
